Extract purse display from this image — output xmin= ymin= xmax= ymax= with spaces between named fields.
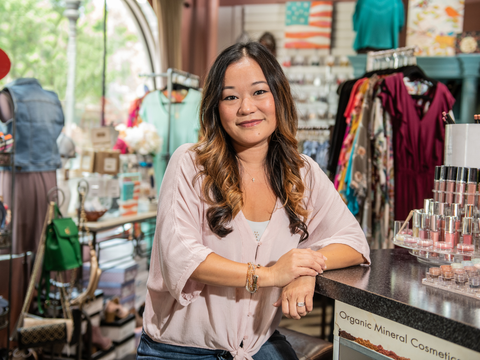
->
xmin=14 ymin=202 xmax=74 ymax=350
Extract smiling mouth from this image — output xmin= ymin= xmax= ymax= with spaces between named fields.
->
xmin=238 ymin=119 xmax=263 ymax=127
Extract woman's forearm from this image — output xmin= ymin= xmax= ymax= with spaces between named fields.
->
xmin=190 ymin=253 xmax=275 ymax=288
xmin=318 ymin=243 xmax=368 ymax=270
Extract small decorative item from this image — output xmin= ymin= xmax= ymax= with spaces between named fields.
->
xmin=456 ymin=31 xmax=480 ymax=54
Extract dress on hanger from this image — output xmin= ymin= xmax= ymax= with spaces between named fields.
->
xmin=379 ymin=73 xmax=455 ymax=221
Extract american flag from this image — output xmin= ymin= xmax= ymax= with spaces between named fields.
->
xmin=285 ymin=1 xmax=333 ymax=49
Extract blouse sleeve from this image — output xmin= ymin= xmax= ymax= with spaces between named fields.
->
xmin=298 ymin=156 xmax=371 ymax=265
xmin=149 ymin=144 xmax=213 ymax=306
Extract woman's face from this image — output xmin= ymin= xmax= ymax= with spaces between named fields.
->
xmin=218 ymin=57 xmax=277 ymax=149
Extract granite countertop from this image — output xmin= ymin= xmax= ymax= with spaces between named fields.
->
xmin=315 ymin=248 xmax=480 ymax=352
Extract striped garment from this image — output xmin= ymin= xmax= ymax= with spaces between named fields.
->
xmin=285 ymin=1 xmax=332 ymax=49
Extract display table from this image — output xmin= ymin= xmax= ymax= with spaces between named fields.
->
xmin=316 ymin=248 xmax=480 ymax=359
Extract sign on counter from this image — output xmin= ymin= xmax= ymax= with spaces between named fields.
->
xmin=335 ymin=301 xmax=478 ymax=360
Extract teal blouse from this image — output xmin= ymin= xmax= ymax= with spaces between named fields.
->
xmin=353 ymin=0 xmax=404 ymax=51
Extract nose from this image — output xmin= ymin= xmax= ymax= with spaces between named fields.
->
xmin=238 ymin=96 xmax=256 ymax=115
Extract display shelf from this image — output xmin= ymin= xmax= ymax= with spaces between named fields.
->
xmin=0 ymin=231 xmax=11 ymax=249
xmin=393 ymin=239 xmax=479 ymax=265
xmin=422 ymin=278 xmax=480 ymax=300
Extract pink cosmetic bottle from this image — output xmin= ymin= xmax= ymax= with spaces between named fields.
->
xmin=430 ymin=214 xmax=440 ymax=243
xmin=434 ymin=202 xmax=446 ymax=242
xmin=419 ymin=213 xmax=430 ymax=240
xmin=455 ymin=167 xmax=468 ymax=207
xmin=466 ymin=168 xmax=477 ymax=206
xmin=445 ymin=216 xmax=456 ymax=249
xmin=446 ymin=167 xmax=457 ymax=204
xmin=438 ymin=166 xmax=447 ymax=203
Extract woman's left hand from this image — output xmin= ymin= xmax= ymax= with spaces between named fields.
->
xmin=273 ymin=275 xmax=316 ymax=320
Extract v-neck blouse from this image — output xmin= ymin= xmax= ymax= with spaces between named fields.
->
xmin=143 ymin=144 xmax=370 ymax=360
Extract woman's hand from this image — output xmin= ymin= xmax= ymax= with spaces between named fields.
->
xmin=273 ymin=276 xmax=316 ymax=319
xmin=266 ymin=248 xmax=326 ymax=288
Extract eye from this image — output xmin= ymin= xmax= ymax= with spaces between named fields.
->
xmin=222 ymin=95 xmax=237 ymax=101
xmin=254 ymin=89 xmax=268 ymax=96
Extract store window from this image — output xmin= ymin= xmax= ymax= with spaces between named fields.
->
xmin=0 ymin=0 xmax=157 ymax=129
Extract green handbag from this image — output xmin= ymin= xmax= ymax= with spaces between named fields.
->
xmin=38 ymin=204 xmax=82 ymax=314
xmin=44 ymin=204 xmax=82 ymax=271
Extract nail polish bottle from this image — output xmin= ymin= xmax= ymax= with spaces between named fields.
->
xmin=445 ymin=216 xmax=456 ymax=249
xmin=466 ymin=168 xmax=477 ymax=206
xmin=455 ymin=167 xmax=468 ymax=207
xmin=446 ymin=166 xmax=457 ymax=204
xmin=419 ymin=213 xmax=430 ymax=240
xmin=438 ymin=166 xmax=448 ymax=203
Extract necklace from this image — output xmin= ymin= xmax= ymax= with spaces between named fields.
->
xmin=238 ymin=159 xmax=262 ymax=183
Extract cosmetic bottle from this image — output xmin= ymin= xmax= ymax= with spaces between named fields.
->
xmin=445 ymin=216 xmax=456 ymax=249
xmin=412 ymin=210 xmax=421 ymax=238
xmin=446 ymin=167 xmax=457 ymax=204
xmin=424 ymin=198 xmax=434 ymax=216
xmin=450 ymin=203 xmax=462 ymax=247
xmin=430 ymin=214 xmax=440 ymax=243
xmin=455 ymin=167 xmax=468 ymax=207
xmin=466 ymin=168 xmax=477 ymax=206
xmin=434 ymin=166 xmax=442 ymax=202
xmin=461 ymin=217 xmax=473 ymax=246
xmin=438 ymin=166 xmax=448 ymax=203
xmin=419 ymin=213 xmax=430 ymax=240
xmin=465 ymin=204 xmax=474 ymax=218
xmin=434 ymin=202 xmax=446 ymax=242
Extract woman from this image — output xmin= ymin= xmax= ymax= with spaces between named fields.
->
xmin=138 ymin=42 xmax=370 ymax=360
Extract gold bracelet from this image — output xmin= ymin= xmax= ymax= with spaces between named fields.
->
xmin=246 ymin=262 xmax=261 ymax=294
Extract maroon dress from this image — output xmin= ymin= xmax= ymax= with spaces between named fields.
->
xmin=379 ymin=73 xmax=455 ymax=221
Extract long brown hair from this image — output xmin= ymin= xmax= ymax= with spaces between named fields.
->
xmin=193 ymin=42 xmax=310 ymax=241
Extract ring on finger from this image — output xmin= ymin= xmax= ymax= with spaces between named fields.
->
xmin=297 ymin=302 xmax=305 ymax=307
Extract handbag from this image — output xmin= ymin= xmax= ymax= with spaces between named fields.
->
xmin=38 ymin=203 xmax=82 ymax=313
xmin=14 ymin=202 xmax=74 ymax=350
xmin=44 ymin=203 xmax=82 ymax=272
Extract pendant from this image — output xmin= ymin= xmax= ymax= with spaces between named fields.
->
xmin=252 ymin=178 xmax=255 ymax=182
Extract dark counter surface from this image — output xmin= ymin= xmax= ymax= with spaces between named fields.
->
xmin=315 ymin=248 xmax=480 ymax=352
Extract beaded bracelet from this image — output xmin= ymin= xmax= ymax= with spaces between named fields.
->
xmin=246 ymin=262 xmax=261 ymax=294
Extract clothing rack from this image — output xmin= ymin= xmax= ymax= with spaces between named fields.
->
xmin=298 ymin=126 xmax=331 ymax=131
xmin=366 ymin=46 xmax=417 ymax=72
xmin=138 ymin=68 xmax=200 ymax=164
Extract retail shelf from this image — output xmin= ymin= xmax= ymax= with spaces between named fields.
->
xmin=422 ymin=278 xmax=480 ymax=301
xmin=393 ymin=239 xmax=479 ymax=265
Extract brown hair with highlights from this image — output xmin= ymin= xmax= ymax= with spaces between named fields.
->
xmin=192 ymin=42 xmax=310 ymax=241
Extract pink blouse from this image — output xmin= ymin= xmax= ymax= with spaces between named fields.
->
xmin=143 ymin=144 xmax=370 ymax=359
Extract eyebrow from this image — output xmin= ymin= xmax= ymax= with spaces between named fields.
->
xmin=222 ymin=81 xmax=268 ymax=90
